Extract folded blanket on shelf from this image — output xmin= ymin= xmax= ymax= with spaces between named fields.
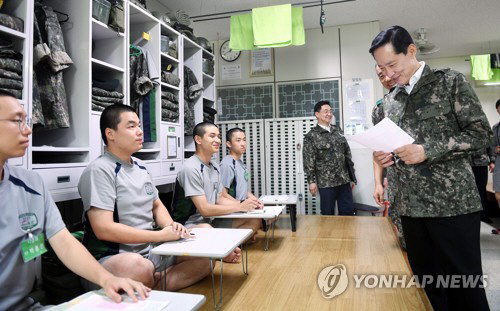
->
xmin=92 ymin=104 xmax=105 ymax=112
xmin=92 ymin=87 xmax=124 ymax=98
xmin=92 ymin=95 xmax=123 ymax=103
xmin=161 ymin=71 xmax=180 ymax=86
xmin=161 ymin=99 xmax=179 ymax=111
xmin=168 ymin=42 xmax=177 ymax=58
xmin=92 ymin=100 xmax=117 ymax=108
xmin=161 ymin=109 xmax=179 ymax=119
xmin=0 ymin=13 xmax=24 ymax=32
xmin=162 ymin=117 xmax=178 ymax=122
xmin=0 ymin=48 xmax=23 ymax=61
xmin=0 ymin=58 xmax=22 ymax=74
xmin=0 ymin=77 xmax=23 ymax=90
xmin=161 ymin=91 xmax=178 ymax=103
xmin=0 ymin=68 xmax=22 ymax=80
xmin=0 ymin=87 xmax=21 ymax=98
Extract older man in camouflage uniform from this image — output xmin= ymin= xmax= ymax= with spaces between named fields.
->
xmin=303 ymin=100 xmax=356 ymax=215
xmin=370 ymin=26 xmax=491 ymax=311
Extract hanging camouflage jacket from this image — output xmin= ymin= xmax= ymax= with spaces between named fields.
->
xmin=33 ymin=4 xmax=72 ymax=129
xmin=372 ymin=65 xmax=492 ymax=218
xmin=303 ymin=124 xmax=356 ymax=188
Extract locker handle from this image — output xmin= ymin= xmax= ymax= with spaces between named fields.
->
xmin=178 ymin=137 xmax=180 ymax=147
xmin=296 ymin=143 xmax=301 ymax=151
xmin=169 ymin=167 xmax=175 ymax=171
xmin=57 ymin=176 xmax=70 ymax=183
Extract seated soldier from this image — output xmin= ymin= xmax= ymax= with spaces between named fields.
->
xmin=220 ymin=127 xmax=263 ymax=241
xmin=171 ymin=122 xmax=261 ymax=262
xmin=0 ymin=92 xmax=149 ymax=311
xmin=78 ymin=104 xmax=210 ymax=291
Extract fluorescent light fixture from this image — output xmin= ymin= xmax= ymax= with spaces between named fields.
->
xmin=483 ymin=82 xmax=500 ymax=86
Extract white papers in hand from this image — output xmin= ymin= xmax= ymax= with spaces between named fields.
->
xmin=350 ymin=117 xmax=414 ymax=152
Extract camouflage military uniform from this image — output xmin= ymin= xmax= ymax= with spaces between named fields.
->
xmin=372 ymin=65 xmax=492 ymax=218
xmin=372 ymin=96 xmax=405 ymax=249
xmin=303 ymin=124 xmax=356 ymax=187
xmin=33 ymin=4 xmax=73 ymax=129
xmin=471 ymin=147 xmax=494 ymax=167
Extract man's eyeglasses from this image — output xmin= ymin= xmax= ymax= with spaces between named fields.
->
xmin=320 ymin=110 xmax=333 ymax=115
xmin=0 ymin=116 xmax=32 ymax=131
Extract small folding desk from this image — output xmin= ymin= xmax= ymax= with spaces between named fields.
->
xmin=259 ymin=194 xmax=298 ymax=232
xmin=212 ymin=205 xmax=285 ymax=250
xmin=151 ymin=228 xmax=253 ymax=310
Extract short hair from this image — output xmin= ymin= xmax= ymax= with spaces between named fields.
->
xmin=0 ymin=89 xmax=18 ymax=111
xmin=226 ymin=127 xmax=245 ymax=142
xmin=100 ymin=104 xmax=136 ymax=145
xmin=314 ymin=100 xmax=331 ymax=113
xmin=193 ymin=121 xmax=217 ymax=141
xmin=496 ymin=99 xmax=500 ymax=109
xmin=369 ymin=25 xmax=414 ymax=56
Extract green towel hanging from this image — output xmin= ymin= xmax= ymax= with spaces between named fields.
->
xmin=229 ymin=6 xmax=305 ymax=51
xmin=229 ymin=14 xmax=256 ymax=51
xmin=470 ymin=54 xmax=493 ymax=80
xmin=252 ymin=4 xmax=292 ymax=47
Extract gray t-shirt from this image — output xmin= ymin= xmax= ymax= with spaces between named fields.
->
xmin=171 ymin=155 xmax=222 ymax=225
xmin=0 ymin=164 xmax=66 ymax=311
xmin=220 ymin=155 xmax=249 ymax=201
xmin=78 ymin=151 xmax=159 ymax=259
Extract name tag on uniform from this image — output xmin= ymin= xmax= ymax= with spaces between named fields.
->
xmin=21 ymin=233 xmax=47 ymax=263
xmin=244 ymin=171 xmax=250 ymax=182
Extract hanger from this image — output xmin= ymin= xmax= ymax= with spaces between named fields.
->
xmin=34 ymin=0 xmax=70 ymax=24
xmin=54 ymin=10 xmax=69 ymax=24
xmin=130 ymin=44 xmax=142 ymax=56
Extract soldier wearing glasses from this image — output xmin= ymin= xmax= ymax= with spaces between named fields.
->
xmin=303 ymin=100 xmax=356 ymax=215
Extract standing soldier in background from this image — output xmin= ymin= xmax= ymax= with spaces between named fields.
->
xmin=303 ymin=100 xmax=356 ymax=216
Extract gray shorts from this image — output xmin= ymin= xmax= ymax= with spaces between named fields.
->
xmin=211 ymin=218 xmax=233 ymax=228
xmin=184 ymin=214 xmax=211 ymax=228
xmin=81 ymin=251 xmax=176 ymax=291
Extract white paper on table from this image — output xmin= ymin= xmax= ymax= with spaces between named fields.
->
xmin=350 ymin=117 xmax=414 ymax=152
xmin=64 ymin=292 xmax=169 ymax=311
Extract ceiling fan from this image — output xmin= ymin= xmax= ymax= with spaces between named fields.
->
xmin=414 ymin=28 xmax=440 ymax=55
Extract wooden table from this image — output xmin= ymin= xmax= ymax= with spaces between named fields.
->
xmin=179 ymin=216 xmax=431 ymax=310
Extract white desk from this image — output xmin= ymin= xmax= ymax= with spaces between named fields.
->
xmin=259 ymin=194 xmax=298 ymax=232
xmin=212 ymin=205 xmax=286 ymax=250
xmin=48 ymin=290 xmax=206 ymax=311
xmin=151 ymin=228 xmax=253 ymax=310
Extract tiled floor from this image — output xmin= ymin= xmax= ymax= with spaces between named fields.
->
xmin=481 ymin=218 xmax=500 ymax=310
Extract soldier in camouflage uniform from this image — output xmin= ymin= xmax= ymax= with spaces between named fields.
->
xmin=370 ymin=26 xmax=490 ymax=310
xmin=372 ymin=65 xmax=406 ymax=249
xmin=303 ymin=101 xmax=356 ymax=215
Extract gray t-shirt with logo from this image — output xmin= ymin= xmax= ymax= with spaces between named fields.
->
xmin=220 ymin=155 xmax=249 ymax=201
xmin=0 ymin=164 xmax=66 ymax=311
xmin=78 ymin=151 xmax=159 ymax=259
xmin=171 ymin=155 xmax=222 ymax=226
